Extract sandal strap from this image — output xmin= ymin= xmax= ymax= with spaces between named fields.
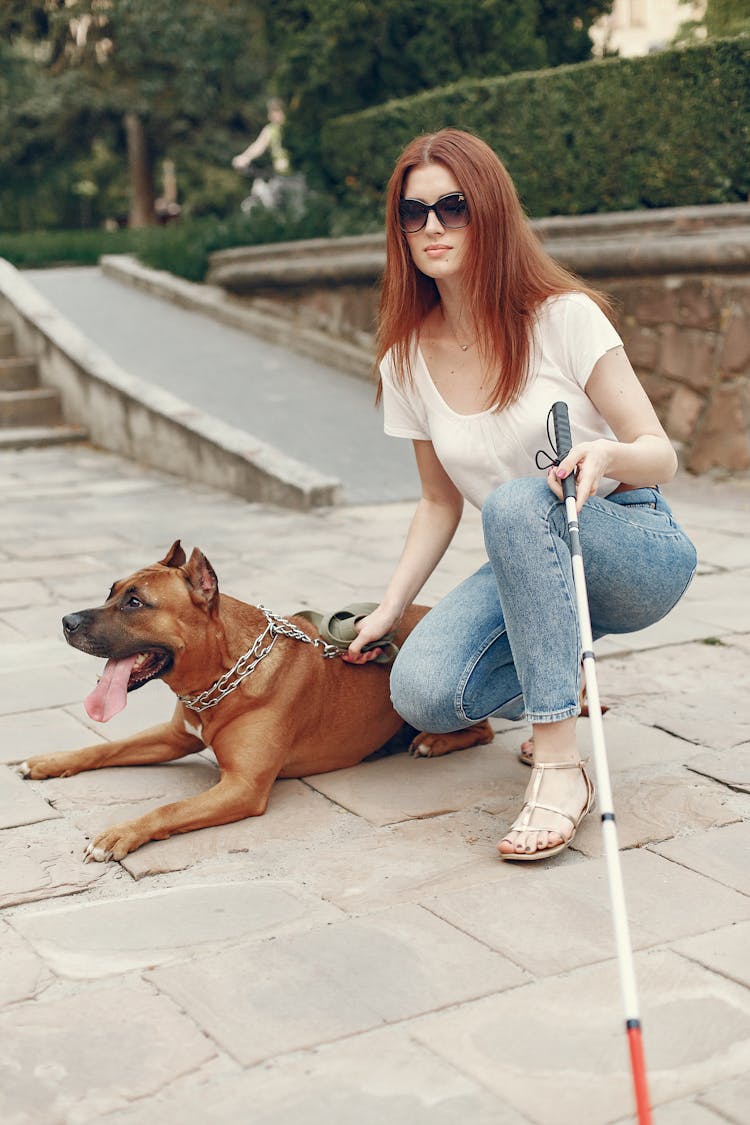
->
xmin=528 ymin=759 xmax=589 ymax=770
xmin=507 ymin=761 xmax=594 ymax=836
xmin=512 ymin=802 xmax=578 ymax=832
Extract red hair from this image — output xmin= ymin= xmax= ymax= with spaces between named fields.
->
xmin=376 ymin=128 xmax=613 ymax=409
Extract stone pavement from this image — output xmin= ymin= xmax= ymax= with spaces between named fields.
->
xmin=1 ymin=441 xmax=749 ymax=1124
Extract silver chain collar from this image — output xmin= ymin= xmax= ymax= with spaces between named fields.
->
xmin=178 ymin=605 xmax=339 ymax=714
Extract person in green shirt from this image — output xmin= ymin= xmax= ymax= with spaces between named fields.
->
xmin=231 ymin=97 xmax=292 ymax=211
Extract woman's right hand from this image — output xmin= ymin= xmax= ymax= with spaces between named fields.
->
xmin=342 ymin=605 xmax=401 ymax=665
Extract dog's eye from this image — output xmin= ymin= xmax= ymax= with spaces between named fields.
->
xmin=125 ymin=596 xmax=143 ymax=609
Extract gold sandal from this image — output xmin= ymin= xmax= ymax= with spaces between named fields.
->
xmin=499 ymin=760 xmax=595 ymax=862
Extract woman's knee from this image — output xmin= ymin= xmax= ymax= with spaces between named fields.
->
xmin=481 ymin=477 xmax=560 ymax=549
xmin=482 ymin=476 xmax=551 ymax=526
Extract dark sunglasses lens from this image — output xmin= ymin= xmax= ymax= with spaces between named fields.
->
xmin=436 ymin=194 xmax=468 ymax=227
xmin=399 ymin=201 xmax=427 ymax=232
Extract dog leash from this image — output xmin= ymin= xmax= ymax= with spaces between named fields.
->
xmin=179 ymin=604 xmax=398 ymax=713
xmin=295 ymin=603 xmax=399 ymax=664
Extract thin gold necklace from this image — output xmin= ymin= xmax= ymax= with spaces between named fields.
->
xmin=442 ymin=308 xmax=475 ymax=352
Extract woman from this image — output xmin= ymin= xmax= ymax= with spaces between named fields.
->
xmin=344 ymin=128 xmax=697 ymax=862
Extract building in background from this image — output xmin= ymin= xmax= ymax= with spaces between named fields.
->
xmin=591 ymin=0 xmax=707 ymax=56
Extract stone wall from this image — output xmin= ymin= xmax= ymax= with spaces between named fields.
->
xmin=208 ymin=203 xmax=750 ymax=475
xmin=612 ymin=276 xmax=750 ymax=473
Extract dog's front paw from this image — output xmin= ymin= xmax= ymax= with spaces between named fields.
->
xmin=84 ymin=842 xmax=114 ymax=863
xmin=19 ymin=753 xmax=77 ymax=780
xmin=84 ymin=821 xmax=146 ymax=863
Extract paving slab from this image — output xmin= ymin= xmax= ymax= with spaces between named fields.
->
xmin=598 ymin=606 xmax=729 ymax=655
xmin=571 ymin=768 xmax=740 ymax=857
xmin=0 ymin=707 xmax=118 ymax=765
xmin=596 ymin=641 xmax=750 ymax=748
xmin=681 ymin=569 xmax=750 ymax=633
xmin=0 ymin=603 xmax=71 ymax=640
xmin=685 ymin=747 xmax=750 ymax=792
xmin=0 ymin=982 xmax=217 ymax=1124
xmin=0 ymin=618 xmax=22 ymax=642
xmin=723 ymin=632 xmax=750 ymax=655
xmin=699 ymin=1072 xmax=750 ymax=1124
xmin=612 ymin=1098 xmax=729 ymax=1124
xmin=100 ymin=1024 xmax=530 ymax=1125
xmin=0 ymin=821 xmax=111 ymax=907
xmin=0 ymin=663 xmax=91 ymax=716
xmin=409 ymin=948 xmax=750 ymax=1125
xmin=0 ymin=554 xmax=110 ymax=583
xmin=11 ymin=880 xmax=342 ymax=979
xmin=651 ymin=819 xmax=750 ymax=895
xmin=422 ymin=848 xmax=750 ymax=977
xmin=0 ymin=920 xmax=49 ymax=1007
xmin=0 ymin=636 xmax=74 ymax=672
xmin=0 ymin=577 xmax=51 ymax=612
xmin=298 ymin=809 xmax=524 ymax=913
xmin=48 ymin=570 xmax=125 ymax=604
xmin=672 ymin=920 xmax=750 ymax=990
xmin=73 ymin=779 xmax=360 ymax=879
xmin=0 ymin=764 xmax=61 ymax=828
xmin=685 ymin=526 xmax=750 ymax=571
xmin=3 ymin=533 xmax=126 ymax=559
xmin=667 ymin=492 xmax=750 ymax=537
xmin=147 ymin=902 xmax=527 ymax=1066
xmin=574 ymin=714 xmax=708 ymax=772
xmin=305 ymin=732 xmax=525 ymax=826
xmin=35 ymin=756 xmax=219 ymax=811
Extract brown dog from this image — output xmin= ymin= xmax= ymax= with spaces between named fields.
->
xmin=19 ymin=542 xmax=493 ymax=861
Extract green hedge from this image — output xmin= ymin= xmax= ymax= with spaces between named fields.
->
xmin=320 ymin=37 xmax=750 ymax=217
xmin=0 ymin=193 xmax=376 ymax=279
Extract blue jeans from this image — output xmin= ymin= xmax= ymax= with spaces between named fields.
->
xmin=390 ymin=477 xmax=697 ymax=731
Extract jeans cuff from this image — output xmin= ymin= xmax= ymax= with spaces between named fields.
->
xmin=524 ymin=704 xmax=579 ymax=724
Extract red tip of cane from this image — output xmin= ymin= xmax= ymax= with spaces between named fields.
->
xmin=627 ymin=1024 xmax=652 ymax=1125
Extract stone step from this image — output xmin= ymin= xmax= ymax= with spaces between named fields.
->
xmin=0 ymin=424 xmax=88 ymax=450
xmin=0 ymin=357 xmax=39 ymax=392
xmin=0 ymin=325 xmax=15 ymax=358
xmin=0 ymin=328 xmax=89 ymax=453
xmin=0 ymin=388 xmax=64 ymax=428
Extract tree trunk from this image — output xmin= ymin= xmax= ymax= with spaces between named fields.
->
xmin=124 ymin=111 xmax=155 ymax=228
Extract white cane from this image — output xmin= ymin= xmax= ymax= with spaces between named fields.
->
xmin=551 ymin=400 xmax=652 ymax=1125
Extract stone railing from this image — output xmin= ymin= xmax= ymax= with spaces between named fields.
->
xmin=208 ymin=203 xmax=750 ymax=475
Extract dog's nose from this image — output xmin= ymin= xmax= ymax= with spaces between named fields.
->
xmin=62 ymin=613 xmax=83 ymax=635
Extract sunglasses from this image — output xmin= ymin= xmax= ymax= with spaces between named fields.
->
xmin=398 ymin=191 xmax=470 ymax=234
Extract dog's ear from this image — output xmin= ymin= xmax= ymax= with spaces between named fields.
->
xmin=159 ymin=540 xmax=187 ymax=568
xmin=184 ymin=547 xmax=219 ymax=611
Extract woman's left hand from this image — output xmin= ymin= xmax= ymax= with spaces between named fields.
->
xmin=546 ymin=439 xmax=612 ymax=512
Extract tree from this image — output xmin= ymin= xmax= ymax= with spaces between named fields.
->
xmin=260 ymin=0 xmax=613 ymax=180
xmin=1 ymin=1 xmax=271 ymax=227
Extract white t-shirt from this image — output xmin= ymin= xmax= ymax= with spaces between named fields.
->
xmin=381 ymin=292 xmax=623 ymax=509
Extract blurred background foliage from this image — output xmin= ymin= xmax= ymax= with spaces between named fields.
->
xmin=0 ymin=0 xmax=747 ymax=279
xmin=0 ymin=0 xmax=613 ymax=235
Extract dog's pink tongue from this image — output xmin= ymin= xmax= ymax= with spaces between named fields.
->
xmin=84 ymin=656 xmax=138 ymax=722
